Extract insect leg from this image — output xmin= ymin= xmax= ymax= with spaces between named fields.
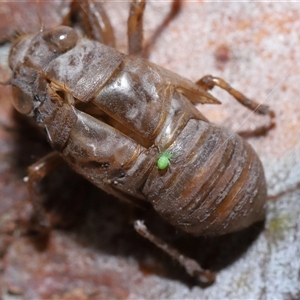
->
xmin=196 ymin=75 xmax=275 ymax=135
xmin=128 ymin=0 xmax=146 ymax=55
xmin=128 ymin=0 xmax=182 ymax=56
xmin=24 ymin=152 xmax=65 ymax=232
xmin=62 ymin=0 xmax=115 ymax=47
xmin=134 ymin=220 xmax=216 ymax=284
xmin=142 ymin=0 xmax=182 ymax=58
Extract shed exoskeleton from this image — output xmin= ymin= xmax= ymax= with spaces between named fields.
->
xmin=8 ymin=0 xmax=274 ymax=284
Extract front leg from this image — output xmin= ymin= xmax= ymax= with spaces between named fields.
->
xmin=24 ymin=152 xmax=64 ymax=232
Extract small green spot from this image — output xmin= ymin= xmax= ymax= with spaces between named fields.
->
xmin=157 ymin=151 xmax=172 ymax=170
xmin=267 ymin=214 xmax=290 ymax=241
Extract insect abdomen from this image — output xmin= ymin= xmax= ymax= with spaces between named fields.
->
xmin=146 ymin=119 xmax=266 ymax=236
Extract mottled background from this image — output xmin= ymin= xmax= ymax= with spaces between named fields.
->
xmin=0 ymin=1 xmax=299 ymax=299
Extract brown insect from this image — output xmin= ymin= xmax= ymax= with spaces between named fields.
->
xmin=8 ymin=0 xmax=275 ymax=284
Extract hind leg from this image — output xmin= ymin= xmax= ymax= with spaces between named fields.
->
xmin=134 ymin=220 xmax=216 ymax=284
xmin=196 ymin=75 xmax=275 ymax=136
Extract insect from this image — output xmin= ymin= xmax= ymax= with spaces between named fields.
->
xmin=8 ymin=0 xmax=275 ymax=284
xmin=157 ymin=150 xmax=172 ymax=170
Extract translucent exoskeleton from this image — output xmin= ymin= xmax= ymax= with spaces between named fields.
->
xmin=9 ymin=0 xmax=275 ymax=284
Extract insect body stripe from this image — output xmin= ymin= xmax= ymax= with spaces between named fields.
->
xmin=190 ymin=134 xmax=246 ymax=222
xmin=200 ymin=142 xmax=254 ymax=231
xmin=183 ymin=134 xmax=236 ymax=217
xmin=211 ymin=147 xmax=264 ymax=232
xmin=155 ymin=121 xmax=215 ymax=201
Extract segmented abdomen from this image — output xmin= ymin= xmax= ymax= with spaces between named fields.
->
xmin=145 ymin=119 xmax=266 ymax=236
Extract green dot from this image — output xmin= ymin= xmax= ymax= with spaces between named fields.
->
xmin=157 ymin=152 xmax=171 ymax=170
